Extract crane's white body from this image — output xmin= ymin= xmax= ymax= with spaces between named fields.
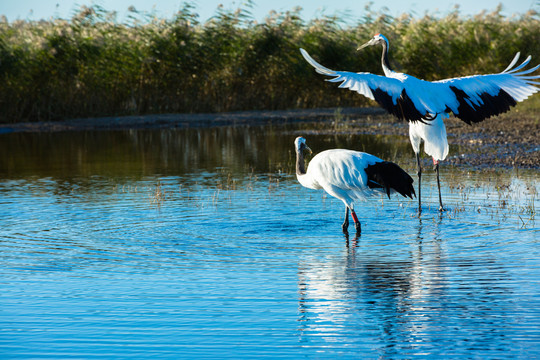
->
xmin=297 ymin=149 xmax=384 ymax=208
xmin=409 ymin=114 xmax=449 ymax=162
xmin=294 ymin=136 xmax=415 ymax=233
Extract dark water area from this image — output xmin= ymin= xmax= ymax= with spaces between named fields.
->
xmin=0 ymin=124 xmax=539 ymax=358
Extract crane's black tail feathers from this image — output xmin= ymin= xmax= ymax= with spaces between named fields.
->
xmin=365 ymin=161 xmax=416 ymax=199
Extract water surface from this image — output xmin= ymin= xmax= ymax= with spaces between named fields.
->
xmin=1 ymin=124 xmax=539 ymax=358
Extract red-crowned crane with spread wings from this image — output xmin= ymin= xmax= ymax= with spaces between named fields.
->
xmin=300 ymin=33 xmax=540 ymax=212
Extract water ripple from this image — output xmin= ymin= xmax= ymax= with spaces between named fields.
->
xmin=0 ymin=128 xmax=539 ymax=358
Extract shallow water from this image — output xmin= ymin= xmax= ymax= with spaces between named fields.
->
xmin=0 ymin=124 xmax=539 ymax=358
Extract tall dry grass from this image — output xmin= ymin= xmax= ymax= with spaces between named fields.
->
xmin=0 ymin=3 xmax=539 ymax=123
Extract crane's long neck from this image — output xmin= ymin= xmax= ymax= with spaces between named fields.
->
xmin=380 ymin=40 xmax=393 ymax=76
xmin=296 ymin=150 xmax=306 ymax=176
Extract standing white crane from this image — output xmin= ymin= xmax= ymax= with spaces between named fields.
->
xmin=294 ymin=136 xmax=415 ymax=235
xmin=300 ymin=33 xmax=540 ymax=212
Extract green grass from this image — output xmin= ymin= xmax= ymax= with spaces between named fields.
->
xmin=0 ymin=3 xmax=539 ymax=123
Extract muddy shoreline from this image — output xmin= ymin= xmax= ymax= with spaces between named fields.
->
xmin=0 ymin=108 xmax=384 ymax=133
xmin=327 ymin=110 xmax=539 ymax=169
xmin=1 ymin=107 xmax=538 ymax=169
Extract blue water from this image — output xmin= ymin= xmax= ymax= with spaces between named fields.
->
xmin=0 ymin=125 xmax=539 ymax=358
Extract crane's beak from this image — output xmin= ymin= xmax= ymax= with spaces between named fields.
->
xmin=357 ymin=38 xmax=374 ymax=51
xmin=304 ymin=145 xmax=312 ymax=154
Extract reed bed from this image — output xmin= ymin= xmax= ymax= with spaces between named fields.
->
xmin=1 ymin=3 xmax=539 ymax=123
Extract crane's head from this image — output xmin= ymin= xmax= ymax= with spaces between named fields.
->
xmin=357 ymin=33 xmax=389 ymax=51
xmin=294 ymin=136 xmax=312 ymax=154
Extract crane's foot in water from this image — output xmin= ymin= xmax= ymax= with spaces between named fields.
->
xmin=350 ymin=209 xmax=361 ymax=236
xmin=342 ymin=221 xmax=349 ymax=234
xmin=354 ymin=222 xmax=361 ymax=236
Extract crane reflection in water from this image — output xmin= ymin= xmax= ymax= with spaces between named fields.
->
xmin=296 ymin=218 xmax=514 ymax=357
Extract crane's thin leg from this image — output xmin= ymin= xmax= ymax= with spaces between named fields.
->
xmin=342 ymin=207 xmax=349 ymax=233
xmin=435 ymin=162 xmax=445 ymax=212
xmin=351 ymin=209 xmax=361 ymax=235
xmin=416 ymin=152 xmax=422 ymax=214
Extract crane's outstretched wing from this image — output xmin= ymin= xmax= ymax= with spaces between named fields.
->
xmin=300 ymin=48 xmax=540 ymax=124
xmin=435 ymin=53 xmax=540 ymax=124
xmin=300 ymin=48 xmax=432 ymax=122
